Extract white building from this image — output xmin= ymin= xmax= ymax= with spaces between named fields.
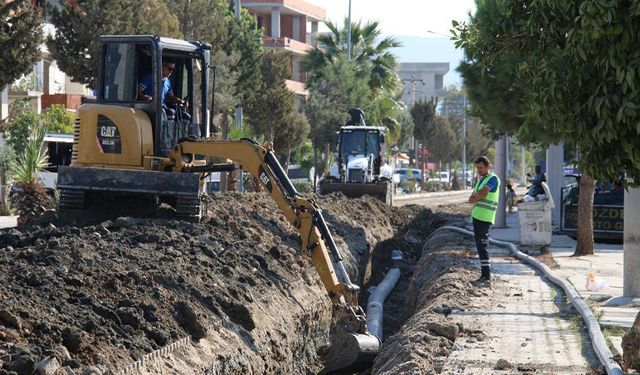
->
xmin=397 ymin=62 xmax=450 ymax=106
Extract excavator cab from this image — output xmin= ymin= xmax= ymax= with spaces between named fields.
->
xmin=97 ymin=35 xmax=211 ymax=155
xmin=58 ymin=36 xmax=212 ymax=219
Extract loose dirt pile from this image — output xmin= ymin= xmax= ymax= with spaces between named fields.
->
xmin=0 ymin=192 xmax=442 ymax=375
xmin=623 ymin=312 xmax=640 ymax=371
xmin=371 ymin=230 xmax=481 ymax=374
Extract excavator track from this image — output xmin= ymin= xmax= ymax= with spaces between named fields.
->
xmin=175 ymin=195 xmax=202 ymax=221
xmin=58 ymin=188 xmax=86 ymax=212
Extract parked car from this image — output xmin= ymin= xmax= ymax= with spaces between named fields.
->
xmin=394 ymin=168 xmax=422 ymax=192
xmin=560 ymin=173 xmax=623 ymax=241
xmin=435 ymin=171 xmax=449 ymax=182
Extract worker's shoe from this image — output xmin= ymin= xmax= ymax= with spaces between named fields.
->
xmin=471 ymin=276 xmax=491 ymax=288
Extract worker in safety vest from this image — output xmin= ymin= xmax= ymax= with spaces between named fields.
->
xmin=468 ymin=156 xmax=501 ymax=287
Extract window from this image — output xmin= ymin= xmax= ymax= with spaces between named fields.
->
xmin=103 ymin=43 xmax=138 ymax=102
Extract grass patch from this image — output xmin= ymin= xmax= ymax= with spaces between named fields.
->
xmin=603 ymin=326 xmax=626 ymax=337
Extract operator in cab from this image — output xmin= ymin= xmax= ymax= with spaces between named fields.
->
xmin=138 ymin=58 xmax=190 ymax=120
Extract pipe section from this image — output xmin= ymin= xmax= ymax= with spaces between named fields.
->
xmin=366 ymin=268 xmax=401 ymax=340
xmin=436 ymin=225 xmax=623 ymax=375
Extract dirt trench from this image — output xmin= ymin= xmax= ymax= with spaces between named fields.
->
xmin=0 ymin=192 xmax=447 ymax=375
xmin=370 ymin=230 xmax=481 ymax=374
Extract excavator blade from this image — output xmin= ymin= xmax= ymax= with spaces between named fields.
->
xmin=320 ymin=326 xmax=380 ymax=374
xmin=319 ymin=180 xmax=393 ymax=205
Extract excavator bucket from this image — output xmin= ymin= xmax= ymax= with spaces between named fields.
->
xmin=319 ymin=180 xmax=393 ymax=206
xmin=320 ymin=325 xmax=380 ymax=374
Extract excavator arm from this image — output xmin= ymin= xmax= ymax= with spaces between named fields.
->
xmin=167 ymin=139 xmax=380 ymax=373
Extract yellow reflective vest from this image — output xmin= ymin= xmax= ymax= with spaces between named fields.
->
xmin=471 ymin=172 xmax=501 ymax=224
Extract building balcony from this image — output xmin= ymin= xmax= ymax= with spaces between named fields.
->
xmin=285 ymin=79 xmax=308 ymax=97
xmin=241 ymin=0 xmax=326 ymax=20
xmin=263 ymin=36 xmax=314 ymax=54
xmin=42 ymin=93 xmax=83 ymax=111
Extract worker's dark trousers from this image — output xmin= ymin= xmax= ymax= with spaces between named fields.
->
xmin=472 ymin=218 xmax=492 ymax=279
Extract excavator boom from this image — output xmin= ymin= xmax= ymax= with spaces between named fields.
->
xmin=167 ymin=139 xmax=380 ymax=373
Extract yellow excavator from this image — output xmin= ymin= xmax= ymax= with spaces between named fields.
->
xmin=57 ymin=35 xmax=379 ymax=373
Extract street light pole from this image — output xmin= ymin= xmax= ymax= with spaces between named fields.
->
xmin=347 ymin=0 xmax=352 ymax=60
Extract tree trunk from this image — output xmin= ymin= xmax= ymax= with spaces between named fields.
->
xmin=573 ymin=172 xmax=595 ymax=256
xmin=285 ymin=149 xmax=291 ymax=173
xmin=324 ymin=142 xmax=331 ymax=176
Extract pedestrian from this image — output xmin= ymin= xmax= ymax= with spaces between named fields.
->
xmin=506 ymin=184 xmax=516 ymax=213
xmin=468 ymin=156 xmax=501 ymax=287
xmin=523 ymin=165 xmax=546 ymax=201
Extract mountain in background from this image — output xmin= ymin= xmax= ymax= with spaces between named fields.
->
xmin=391 ymin=36 xmax=464 ymax=88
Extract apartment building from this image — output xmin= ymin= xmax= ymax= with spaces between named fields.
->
xmin=241 ymin=0 xmax=326 ymax=97
xmin=397 ymin=62 xmax=450 ymax=106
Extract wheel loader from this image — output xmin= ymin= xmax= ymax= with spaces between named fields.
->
xmin=319 ymin=109 xmax=394 ymax=205
xmin=57 ymin=35 xmax=379 ymax=373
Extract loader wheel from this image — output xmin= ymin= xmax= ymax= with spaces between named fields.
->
xmin=58 ymin=189 xmax=86 ymax=212
xmin=175 ymin=195 xmax=202 ymax=221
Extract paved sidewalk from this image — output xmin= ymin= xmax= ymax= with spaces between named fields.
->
xmin=443 ymin=249 xmax=598 ymax=374
xmin=488 ymin=213 xmax=638 ymax=355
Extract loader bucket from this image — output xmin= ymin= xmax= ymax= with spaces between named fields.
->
xmin=320 ymin=326 xmax=380 ymax=374
xmin=319 ymin=180 xmax=393 ymax=205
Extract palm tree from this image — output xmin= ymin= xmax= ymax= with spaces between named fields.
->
xmin=10 ymin=121 xmax=52 ymax=225
xmin=301 ymin=18 xmax=402 ymax=94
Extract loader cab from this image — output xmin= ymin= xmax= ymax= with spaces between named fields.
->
xmin=96 ymin=35 xmax=211 ymax=157
xmin=337 ymin=126 xmax=386 ymax=175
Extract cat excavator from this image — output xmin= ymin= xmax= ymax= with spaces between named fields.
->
xmin=57 ymin=35 xmax=379 ymax=373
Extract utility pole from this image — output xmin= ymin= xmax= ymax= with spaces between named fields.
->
xmin=347 ymin=0 xmax=352 ymax=60
xmin=234 ymin=0 xmax=244 ymax=191
xmin=401 ymin=76 xmax=425 ymax=164
xmin=521 ymin=145 xmax=526 ymax=186
xmin=462 ymin=94 xmax=467 ymax=189
xmin=401 ymin=76 xmax=425 ymax=106
xmin=494 ymin=136 xmax=507 ymax=228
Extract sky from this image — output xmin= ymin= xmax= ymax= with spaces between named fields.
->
xmin=311 ymin=0 xmax=476 ymax=87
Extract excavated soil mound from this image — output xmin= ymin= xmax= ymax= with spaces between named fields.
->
xmin=623 ymin=312 xmax=640 ymax=371
xmin=0 ymin=192 xmax=438 ymax=375
xmin=371 ymin=230 xmax=481 ymax=375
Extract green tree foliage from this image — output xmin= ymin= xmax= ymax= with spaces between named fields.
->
xmin=251 ymin=50 xmax=308 ymax=157
xmin=0 ymin=0 xmax=43 ymax=88
xmin=168 ymin=0 xmax=263 ymax=115
xmin=302 ymin=18 xmax=404 ymax=133
xmin=274 ymin=110 xmax=310 ymax=165
xmin=453 ymin=0 xmax=640 ymax=183
xmin=210 ymin=50 xmax=240 ymax=133
xmin=5 ymin=102 xmax=39 ymax=154
xmin=305 ymin=57 xmax=373 ymax=148
xmin=428 ymin=116 xmax=460 ymax=163
xmin=302 ymin=18 xmax=401 ymax=94
xmin=41 ymin=105 xmax=75 ymax=134
xmin=453 ymin=0 xmax=640 ymax=255
xmin=410 ymin=97 xmax=438 ymax=144
xmin=47 ymin=0 xmax=181 ymax=88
